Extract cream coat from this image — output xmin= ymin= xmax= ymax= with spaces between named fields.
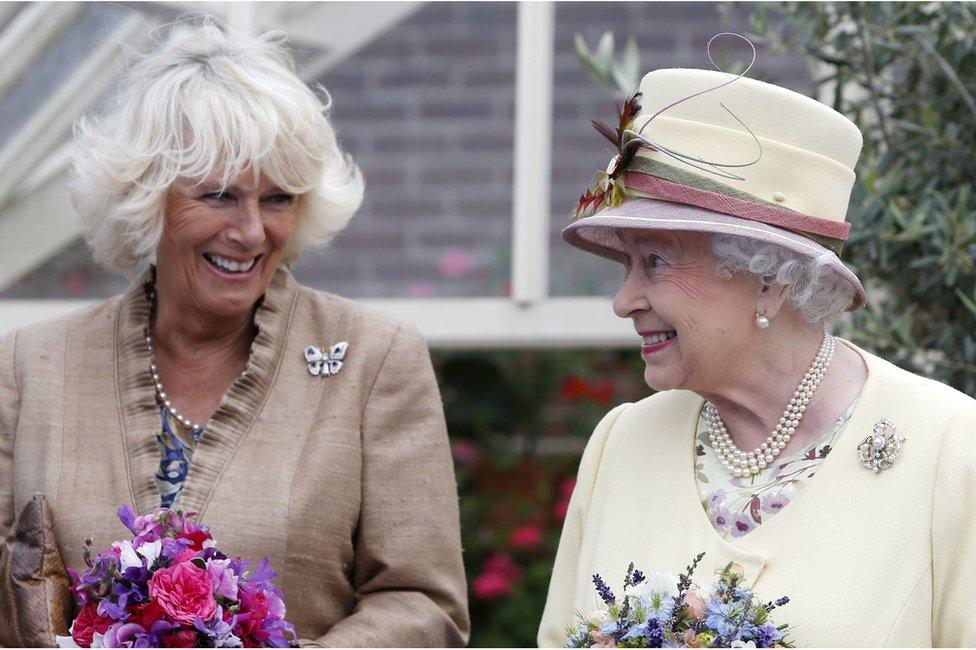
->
xmin=538 ymin=340 xmax=976 ymax=647
xmin=0 ymin=267 xmax=469 ymax=647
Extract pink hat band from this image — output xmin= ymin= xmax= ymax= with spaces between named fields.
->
xmin=621 ymin=155 xmax=852 ymax=253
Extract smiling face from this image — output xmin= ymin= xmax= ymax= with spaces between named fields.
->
xmin=612 ymin=229 xmax=762 ymax=393
xmin=154 ymin=170 xmax=299 ymax=322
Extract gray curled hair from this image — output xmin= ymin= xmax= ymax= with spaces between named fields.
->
xmin=70 ymin=19 xmax=364 ymax=273
xmin=710 ymin=234 xmax=854 ymax=328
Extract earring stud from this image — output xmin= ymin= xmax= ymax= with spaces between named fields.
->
xmin=755 ymin=312 xmax=770 ymax=329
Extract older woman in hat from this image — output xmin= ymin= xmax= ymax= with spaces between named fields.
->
xmin=0 ymin=23 xmax=468 ymax=646
xmin=537 ymin=66 xmax=976 ymax=647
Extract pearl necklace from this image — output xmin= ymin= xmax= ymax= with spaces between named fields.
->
xmin=146 ymin=331 xmax=205 ymax=433
xmin=706 ymin=332 xmax=835 ymax=479
xmin=144 ymin=289 xmax=247 ymax=434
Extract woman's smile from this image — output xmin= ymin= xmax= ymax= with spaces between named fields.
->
xmin=200 ymin=251 xmax=264 ymax=284
xmin=640 ymin=329 xmax=678 ymax=357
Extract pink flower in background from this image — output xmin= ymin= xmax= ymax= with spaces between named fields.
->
xmin=148 ymin=560 xmax=216 ymax=625
xmin=406 ymin=281 xmax=436 ymax=298
xmin=438 ymin=248 xmax=477 ymax=279
xmin=451 ymin=440 xmax=481 ymax=466
xmin=509 ymin=524 xmax=543 ymax=550
xmin=559 ymin=477 xmax=576 ymax=498
xmin=473 ymin=553 xmax=522 ymax=599
xmin=472 ymin=570 xmax=514 ymax=600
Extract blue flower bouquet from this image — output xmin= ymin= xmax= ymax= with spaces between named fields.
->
xmin=565 ymin=553 xmax=793 ymax=648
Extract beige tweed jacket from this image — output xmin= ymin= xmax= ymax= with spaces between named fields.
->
xmin=0 ymin=266 xmax=469 ymax=647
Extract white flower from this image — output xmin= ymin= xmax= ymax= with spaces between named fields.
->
xmin=117 ymin=540 xmax=142 ymax=571
xmin=136 ymin=539 xmax=161 ymax=567
xmin=585 ymin=608 xmax=611 ymax=627
xmin=731 ymin=641 xmax=757 ymax=648
xmin=90 ymin=632 xmax=106 ymax=648
xmin=626 ymin=571 xmax=679 ymax=599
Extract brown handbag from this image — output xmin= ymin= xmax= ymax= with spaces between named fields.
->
xmin=0 ymin=493 xmax=75 ymax=647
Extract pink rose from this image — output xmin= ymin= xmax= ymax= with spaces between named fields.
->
xmin=685 ymin=589 xmax=708 ymax=619
xmin=149 ymin=560 xmax=217 ymax=625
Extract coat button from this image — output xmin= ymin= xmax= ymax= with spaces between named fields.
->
xmin=773 ymin=191 xmax=786 ymax=203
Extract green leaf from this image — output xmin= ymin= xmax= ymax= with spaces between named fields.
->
xmin=596 ymin=32 xmax=615 ymax=68
xmin=954 ymin=288 xmax=976 ymax=318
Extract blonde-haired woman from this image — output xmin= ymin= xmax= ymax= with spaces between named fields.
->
xmin=0 ymin=21 xmax=468 ymax=646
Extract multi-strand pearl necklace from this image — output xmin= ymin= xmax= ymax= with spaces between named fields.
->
xmin=706 ymin=332 xmax=835 ymax=479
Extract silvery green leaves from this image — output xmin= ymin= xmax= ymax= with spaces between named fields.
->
xmin=304 ymin=342 xmax=348 ymax=377
xmin=574 ymin=32 xmax=641 ymax=100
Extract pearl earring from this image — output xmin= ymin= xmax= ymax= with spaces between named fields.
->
xmin=755 ymin=312 xmax=770 ymax=329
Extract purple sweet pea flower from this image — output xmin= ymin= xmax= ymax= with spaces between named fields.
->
xmin=118 ymin=505 xmax=140 ymax=535
xmin=104 ymin=620 xmax=181 ymax=648
xmin=194 ymin=606 xmax=242 ymax=648
xmin=207 ymin=558 xmax=240 ymax=601
xmin=97 ymin=599 xmax=130 ymax=621
xmin=246 ymin=557 xmax=278 ymax=589
xmin=262 ymin=618 xmax=297 ymax=648
xmin=118 ymin=566 xmax=150 ymax=596
xmin=159 ymin=536 xmax=193 ymax=562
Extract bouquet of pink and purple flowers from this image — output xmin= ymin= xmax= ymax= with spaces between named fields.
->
xmin=60 ymin=505 xmax=297 ymax=648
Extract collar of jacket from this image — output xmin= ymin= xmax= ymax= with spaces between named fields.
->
xmin=115 ymin=264 xmax=300 ymax=516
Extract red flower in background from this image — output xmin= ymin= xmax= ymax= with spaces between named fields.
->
xmin=559 ymin=376 xmax=615 ymax=406
xmin=508 ymin=524 xmax=543 ymax=550
xmin=472 ymin=552 xmax=522 ymax=600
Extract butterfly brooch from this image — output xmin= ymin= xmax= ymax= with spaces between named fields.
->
xmin=304 ymin=342 xmax=348 ymax=377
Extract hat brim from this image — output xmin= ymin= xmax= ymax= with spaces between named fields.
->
xmin=562 ymin=198 xmax=866 ymax=311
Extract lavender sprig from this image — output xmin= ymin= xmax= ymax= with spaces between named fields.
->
xmin=592 ymin=573 xmax=616 ymax=605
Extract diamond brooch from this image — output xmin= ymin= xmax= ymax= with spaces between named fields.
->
xmin=305 ymin=342 xmax=348 ymax=377
xmin=857 ymin=418 xmax=905 ymax=474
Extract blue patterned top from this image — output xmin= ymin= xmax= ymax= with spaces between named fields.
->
xmin=154 ymin=406 xmax=204 ymax=508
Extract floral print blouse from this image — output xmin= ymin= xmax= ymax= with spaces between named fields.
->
xmin=695 ymin=400 xmax=858 ymax=540
xmin=154 ymin=404 xmax=204 ymax=508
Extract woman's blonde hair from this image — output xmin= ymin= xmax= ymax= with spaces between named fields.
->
xmin=70 ymin=18 xmax=364 ymax=273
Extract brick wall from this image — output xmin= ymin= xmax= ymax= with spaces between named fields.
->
xmin=3 ymin=2 xmax=812 ymax=301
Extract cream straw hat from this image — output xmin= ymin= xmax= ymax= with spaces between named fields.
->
xmin=563 ymin=65 xmax=867 ymax=310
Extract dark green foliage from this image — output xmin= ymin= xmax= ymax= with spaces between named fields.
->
xmin=744 ymin=2 xmax=976 ymax=394
xmin=433 ymin=349 xmax=648 ymax=647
